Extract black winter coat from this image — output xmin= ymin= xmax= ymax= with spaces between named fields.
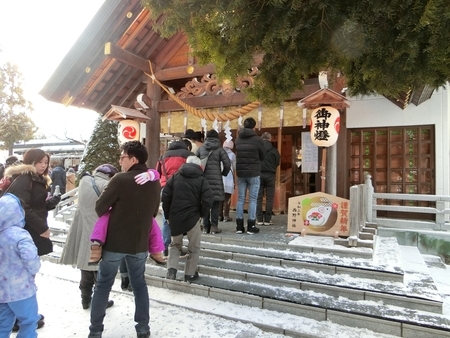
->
xmin=6 ymin=164 xmax=53 ymax=256
xmin=261 ymin=140 xmax=281 ymax=173
xmin=196 ymin=137 xmax=231 ymax=201
xmin=162 ymin=163 xmax=212 ymax=236
xmin=50 ymin=165 xmax=66 ymax=195
xmin=96 ymin=163 xmax=161 ymax=254
xmin=235 ymin=128 xmax=265 ymax=177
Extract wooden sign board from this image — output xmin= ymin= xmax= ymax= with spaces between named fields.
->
xmin=287 ymin=192 xmax=350 ymax=236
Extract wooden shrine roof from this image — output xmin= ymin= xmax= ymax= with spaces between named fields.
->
xmin=39 ymin=0 xmax=323 ymax=116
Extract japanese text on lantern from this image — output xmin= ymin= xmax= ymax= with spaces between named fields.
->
xmin=313 ymin=107 xmax=331 ymax=142
xmin=339 ymin=201 xmax=349 ymax=233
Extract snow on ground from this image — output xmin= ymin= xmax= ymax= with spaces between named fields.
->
xmin=9 ymin=261 xmax=403 ymax=338
xmin=33 ymin=217 xmax=450 ymax=337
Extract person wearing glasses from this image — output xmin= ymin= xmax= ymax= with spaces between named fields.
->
xmin=88 ymin=141 xmax=160 ymax=338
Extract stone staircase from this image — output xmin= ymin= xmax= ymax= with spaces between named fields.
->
xmin=46 ymin=213 xmax=450 ymax=338
xmin=143 ymin=234 xmax=450 ymax=338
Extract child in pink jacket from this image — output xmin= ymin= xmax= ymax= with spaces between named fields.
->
xmin=89 ymin=169 xmax=165 ymax=266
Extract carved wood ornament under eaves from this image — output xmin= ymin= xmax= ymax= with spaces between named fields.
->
xmin=175 ymin=67 xmax=259 ymax=99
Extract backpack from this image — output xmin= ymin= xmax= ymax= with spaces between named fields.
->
xmin=199 ymin=150 xmax=213 ymax=170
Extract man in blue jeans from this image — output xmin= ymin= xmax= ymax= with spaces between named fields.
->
xmin=235 ymin=117 xmax=265 ymax=234
xmin=88 ymin=141 xmax=160 ymax=338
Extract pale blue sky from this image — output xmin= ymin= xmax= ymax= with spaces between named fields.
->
xmin=0 ymin=1 xmax=105 ymax=140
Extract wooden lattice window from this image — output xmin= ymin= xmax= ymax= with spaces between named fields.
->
xmin=349 ymin=126 xmax=434 ymax=210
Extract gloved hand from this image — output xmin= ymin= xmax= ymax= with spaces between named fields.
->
xmin=46 ymin=194 xmax=61 ymax=210
xmin=134 ymin=169 xmax=160 ymax=185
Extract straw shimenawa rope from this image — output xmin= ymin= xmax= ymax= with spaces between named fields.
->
xmin=145 ymin=61 xmax=259 ymax=122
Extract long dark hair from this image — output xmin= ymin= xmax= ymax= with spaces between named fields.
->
xmin=23 ymin=149 xmax=50 ymax=176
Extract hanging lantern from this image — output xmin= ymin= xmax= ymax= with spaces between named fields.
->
xmin=118 ymin=119 xmax=140 ymax=144
xmin=310 ymin=106 xmax=340 ymax=147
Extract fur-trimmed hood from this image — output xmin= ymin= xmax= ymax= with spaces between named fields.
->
xmin=5 ymin=164 xmax=52 ymax=186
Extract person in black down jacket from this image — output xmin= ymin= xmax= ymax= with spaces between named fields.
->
xmin=196 ymin=129 xmax=231 ymax=234
xmin=256 ymin=132 xmax=281 ymax=225
xmin=235 ymin=117 xmax=265 ymax=234
xmin=50 ymin=161 xmax=66 ymax=195
xmin=162 ymin=156 xmax=212 ymax=282
xmin=6 ymin=149 xmax=60 ymax=256
xmin=157 ymin=140 xmax=194 ymax=255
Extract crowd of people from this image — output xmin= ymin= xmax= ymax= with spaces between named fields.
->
xmin=0 ymin=119 xmax=280 ymax=337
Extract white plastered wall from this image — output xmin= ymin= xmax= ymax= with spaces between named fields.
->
xmin=346 ymin=86 xmax=449 ymax=195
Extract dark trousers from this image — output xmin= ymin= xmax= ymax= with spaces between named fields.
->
xmin=256 ymin=172 xmax=276 ymax=222
xmin=219 ymin=193 xmax=232 ymax=218
xmin=80 ymin=270 xmax=97 ymax=290
xmin=203 ymin=200 xmax=220 ymax=230
xmin=80 ymin=270 xmax=98 ymax=305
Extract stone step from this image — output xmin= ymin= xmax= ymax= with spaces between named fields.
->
xmin=46 ymin=218 xmax=450 ymax=337
xmin=196 ymin=236 xmax=404 ymax=283
xmin=147 ymin=240 xmax=442 ymax=313
xmin=145 ymin=265 xmax=450 ymax=337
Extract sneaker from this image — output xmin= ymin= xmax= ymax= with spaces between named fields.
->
xmin=256 ymin=221 xmax=265 ymax=226
xmin=247 ymin=225 xmax=260 ymax=234
xmin=166 ymin=268 xmax=177 ymax=280
xmin=137 ymin=332 xmax=150 ymax=338
xmin=223 ymin=216 xmax=232 ymax=222
xmin=265 ymin=220 xmax=274 ymax=225
xmin=184 ymin=271 xmax=199 ymax=283
xmin=210 ymin=226 xmax=222 ymax=234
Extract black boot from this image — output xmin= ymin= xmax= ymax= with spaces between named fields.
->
xmin=247 ymin=219 xmax=260 ymax=234
xmin=236 ymin=218 xmax=245 ymax=234
xmin=166 ymin=268 xmax=177 ymax=280
xmin=80 ymin=286 xmax=93 ymax=310
xmin=121 ymin=276 xmax=130 ymax=291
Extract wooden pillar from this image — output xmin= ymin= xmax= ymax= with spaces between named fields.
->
xmin=326 ymin=143 xmax=337 ymax=195
xmin=273 ymin=127 xmax=285 ymax=214
xmin=146 ymin=81 xmax=161 ymax=168
xmin=276 ymin=129 xmax=281 ymax=185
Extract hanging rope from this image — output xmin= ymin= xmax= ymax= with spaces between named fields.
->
xmin=145 ymin=61 xmax=259 ymax=122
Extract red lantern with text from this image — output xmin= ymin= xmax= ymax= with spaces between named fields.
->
xmin=310 ymin=106 xmax=340 ymax=147
xmin=118 ymin=119 xmax=140 ymax=144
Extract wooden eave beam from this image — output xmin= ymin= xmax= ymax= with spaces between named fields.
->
xmin=105 ymin=42 xmax=154 ymax=73
xmin=155 ymin=64 xmax=216 ymax=81
xmin=81 ymin=9 xmax=152 ymax=101
xmin=103 ymin=42 xmax=261 ymax=84
xmin=157 ymin=84 xmax=321 ymax=112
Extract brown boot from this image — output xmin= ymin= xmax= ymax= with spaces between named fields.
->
xmin=150 ymin=252 xmax=167 ymax=266
xmin=88 ymin=244 xmax=102 ymax=265
xmin=210 ymin=226 xmax=222 ymax=234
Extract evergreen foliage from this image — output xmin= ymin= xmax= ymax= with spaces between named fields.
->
xmin=142 ymin=0 xmax=450 ymax=103
xmin=0 ymin=61 xmax=36 ymax=153
xmin=77 ymin=116 xmax=120 ymax=181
